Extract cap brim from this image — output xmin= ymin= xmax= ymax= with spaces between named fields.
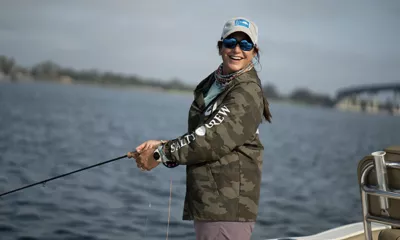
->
xmin=222 ymin=28 xmax=256 ymax=44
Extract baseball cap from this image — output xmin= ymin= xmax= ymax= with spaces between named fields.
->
xmin=220 ymin=17 xmax=258 ymax=45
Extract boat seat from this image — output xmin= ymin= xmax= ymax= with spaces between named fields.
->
xmin=357 ymin=146 xmax=400 ymax=240
xmin=378 ymin=229 xmax=400 ymax=240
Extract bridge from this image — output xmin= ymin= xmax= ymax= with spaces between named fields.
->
xmin=334 ymin=82 xmax=400 ymax=115
xmin=336 ymin=83 xmax=400 ymax=101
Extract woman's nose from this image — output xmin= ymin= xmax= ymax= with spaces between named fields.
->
xmin=233 ymin=44 xmax=241 ymax=52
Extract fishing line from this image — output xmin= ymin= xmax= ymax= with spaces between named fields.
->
xmin=166 ymin=178 xmax=173 ymax=240
xmin=0 ymin=154 xmax=131 ymax=198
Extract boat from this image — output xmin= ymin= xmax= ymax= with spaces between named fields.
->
xmin=266 ymin=146 xmax=400 ymax=240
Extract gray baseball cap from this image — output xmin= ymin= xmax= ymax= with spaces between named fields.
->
xmin=220 ymin=17 xmax=258 ymax=45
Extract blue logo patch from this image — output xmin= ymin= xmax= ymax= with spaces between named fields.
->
xmin=234 ymin=19 xmax=250 ymax=28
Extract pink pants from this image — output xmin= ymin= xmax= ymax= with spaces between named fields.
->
xmin=194 ymin=221 xmax=255 ymax=240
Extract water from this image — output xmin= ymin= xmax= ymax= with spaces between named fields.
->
xmin=0 ymin=81 xmax=399 ymax=240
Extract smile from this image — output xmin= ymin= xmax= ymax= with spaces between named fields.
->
xmin=229 ymin=56 xmax=243 ymax=60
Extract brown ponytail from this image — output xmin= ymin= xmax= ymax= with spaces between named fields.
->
xmin=262 ymin=96 xmax=272 ymax=123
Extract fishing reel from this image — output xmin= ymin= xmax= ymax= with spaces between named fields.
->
xmin=153 ymin=148 xmax=179 ymax=168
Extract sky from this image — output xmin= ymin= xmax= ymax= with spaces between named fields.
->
xmin=0 ymin=0 xmax=399 ymax=96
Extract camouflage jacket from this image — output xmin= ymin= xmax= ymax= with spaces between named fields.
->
xmin=163 ymin=68 xmax=265 ymax=221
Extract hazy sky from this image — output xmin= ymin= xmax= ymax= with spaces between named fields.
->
xmin=0 ymin=0 xmax=399 ymax=96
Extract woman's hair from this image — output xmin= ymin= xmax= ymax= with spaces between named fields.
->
xmin=263 ymin=97 xmax=272 ymax=123
xmin=217 ymin=40 xmax=272 ymax=123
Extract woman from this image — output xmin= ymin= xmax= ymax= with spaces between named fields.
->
xmin=128 ymin=17 xmax=272 ymax=240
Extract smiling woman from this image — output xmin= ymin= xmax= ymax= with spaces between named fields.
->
xmin=217 ymin=18 xmax=260 ymax=75
xmin=128 ymin=17 xmax=272 ymax=240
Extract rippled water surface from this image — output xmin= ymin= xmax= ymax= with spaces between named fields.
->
xmin=1 ymin=82 xmax=399 ymax=240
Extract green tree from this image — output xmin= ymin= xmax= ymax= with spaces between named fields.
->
xmin=263 ymin=83 xmax=280 ymax=99
xmin=290 ymin=88 xmax=333 ymax=106
xmin=31 ymin=60 xmax=61 ymax=79
xmin=0 ymin=55 xmax=16 ymax=75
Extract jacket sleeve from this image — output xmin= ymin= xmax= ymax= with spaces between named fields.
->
xmin=163 ymin=82 xmax=264 ymax=165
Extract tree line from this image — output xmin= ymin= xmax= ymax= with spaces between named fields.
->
xmin=0 ymin=55 xmax=334 ymax=107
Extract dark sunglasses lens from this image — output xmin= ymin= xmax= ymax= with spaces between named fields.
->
xmin=223 ymin=38 xmax=254 ymax=51
xmin=239 ymin=40 xmax=254 ymax=51
xmin=222 ymin=38 xmax=237 ymax=48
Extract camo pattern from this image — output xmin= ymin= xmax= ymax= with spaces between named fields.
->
xmin=164 ymin=68 xmax=265 ymax=221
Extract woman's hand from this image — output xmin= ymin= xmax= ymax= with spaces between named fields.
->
xmin=127 ymin=147 xmax=160 ymax=171
xmin=135 ymin=148 xmax=160 ymax=171
xmin=127 ymin=140 xmax=166 ymax=171
xmin=136 ymin=140 xmax=164 ymax=153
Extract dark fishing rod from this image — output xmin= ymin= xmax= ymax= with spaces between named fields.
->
xmin=0 ymin=152 xmax=136 ymax=198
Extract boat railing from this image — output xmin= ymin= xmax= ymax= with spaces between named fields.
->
xmin=360 ymin=150 xmax=400 ymax=240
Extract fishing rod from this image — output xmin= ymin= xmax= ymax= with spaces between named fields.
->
xmin=0 ymin=152 xmax=138 ymax=198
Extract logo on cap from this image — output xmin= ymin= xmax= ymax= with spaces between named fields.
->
xmin=234 ymin=19 xmax=250 ymax=28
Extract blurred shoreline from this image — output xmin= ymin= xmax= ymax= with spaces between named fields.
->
xmin=3 ymin=55 xmax=399 ymax=115
xmin=0 ymin=55 xmax=336 ymax=108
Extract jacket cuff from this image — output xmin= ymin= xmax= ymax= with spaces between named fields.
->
xmin=160 ymin=142 xmax=179 ymax=168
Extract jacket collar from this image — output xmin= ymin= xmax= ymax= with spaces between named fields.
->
xmin=192 ymin=68 xmax=260 ymax=111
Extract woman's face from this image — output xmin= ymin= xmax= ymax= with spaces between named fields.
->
xmin=220 ymin=32 xmax=256 ymax=74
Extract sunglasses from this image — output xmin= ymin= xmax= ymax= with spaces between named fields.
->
xmin=222 ymin=38 xmax=254 ymax=51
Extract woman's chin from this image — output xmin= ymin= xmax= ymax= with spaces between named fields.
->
xmin=225 ymin=63 xmax=243 ymax=73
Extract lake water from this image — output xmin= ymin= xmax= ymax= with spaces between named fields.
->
xmin=0 ymin=81 xmax=399 ymax=240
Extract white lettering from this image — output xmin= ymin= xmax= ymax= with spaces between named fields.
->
xmin=175 ymin=143 xmax=181 ymax=151
xmin=171 ymin=134 xmax=197 ymax=153
xmin=205 ymin=105 xmax=231 ymax=129
xmin=205 ymin=120 xmax=216 ymax=128
xmin=213 ymin=114 xmax=224 ymax=125
xmin=170 ymin=106 xmax=231 ymax=153
xmin=218 ymin=106 xmax=230 ymax=116
xmin=186 ymin=134 xmax=196 ymax=143
xmin=179 ymin=138 xmax=187 ymax=147
xmin=171 ymin=143 xmax=176 ymax=152
xmin=184 ymin=134 xmax=191 ymax=143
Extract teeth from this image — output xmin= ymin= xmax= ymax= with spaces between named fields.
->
xmin=230 ymin=56 xmax=242 ymax=60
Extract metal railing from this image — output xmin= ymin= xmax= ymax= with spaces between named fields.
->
xmin=360 ymin=151 xmax=400 ymax=240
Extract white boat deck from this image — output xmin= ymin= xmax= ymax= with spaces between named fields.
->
xmin=265 ymin=222 xmax=389 ymax=240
